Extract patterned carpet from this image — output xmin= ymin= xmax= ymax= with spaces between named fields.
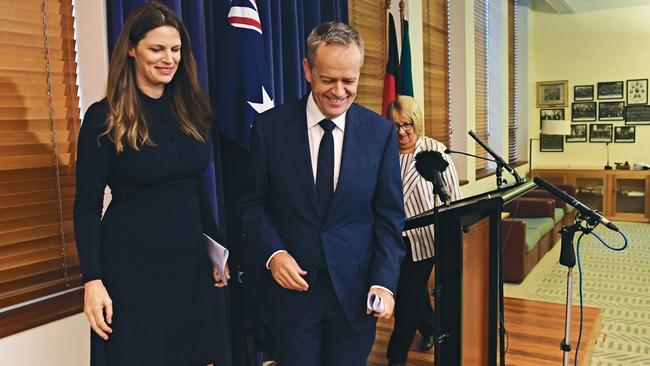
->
xmin=505 ymin=222 xmax=650 ymax=365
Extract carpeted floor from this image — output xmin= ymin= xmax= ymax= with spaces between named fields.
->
xmin=504 ymin=221 xmax=650 ymax=365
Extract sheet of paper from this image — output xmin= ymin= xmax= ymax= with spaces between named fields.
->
xmin=203 ymin=233 xmax=229 ymax=286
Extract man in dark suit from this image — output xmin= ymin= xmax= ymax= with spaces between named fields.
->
xmin=239 ymin=22 xmax=405 ymax=365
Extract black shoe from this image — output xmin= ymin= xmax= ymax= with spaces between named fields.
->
xmin=418 ymin=335 xmax=435 ymax=351
xmin=387 ymin=362 xmax=406 ymax=366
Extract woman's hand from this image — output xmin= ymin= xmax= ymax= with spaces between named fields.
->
xmin=83 ymin=279 xmax=113 ymax=340
xmin=212 ymin=263 xmax=231 ymax=288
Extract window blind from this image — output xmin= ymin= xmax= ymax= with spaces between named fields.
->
xmin=423 ymin=0 xmax=450 ymax=147
xmin=474 ymin=0 xmax=489 ymax=172
xmin=349 ymin=0 xmax=386 ymax=114
xmin=0 ymin=0 xmax=82 ymax=337
xmin=508 ymin=0 xmax=519 ymax=164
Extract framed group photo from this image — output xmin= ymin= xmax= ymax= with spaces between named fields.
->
xmin=566 ymin=124 xmax=587 ymax=143
xmin=540 ymin=134 xmax=564 ymax=152
xmin=599 ymin=101 xmax=625 ymax=121
xmin=540 ymin=108 xmax=565 ymax=128
xmin=572 ymin=102 xmax=596 ymax=121
xmin=625 ymin=105 xmax=650 ymax=125
xmin=537 ymin=80 xmax=568 ymax=108
xmin=589 ymin=124 xmax=613 ymax=143
xmin=614 ymin=126 xmax=635 ymax=143
xmin=597 ymin=81 xmax=624 ymax=99
xmin=626 ymin=79 xmax=648 ymax=105
xmin=574 ymin=85 xmax=594 ymax=101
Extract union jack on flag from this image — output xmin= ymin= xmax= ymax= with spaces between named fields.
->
xmin=220 ymin=0 xmax=274 ymax=150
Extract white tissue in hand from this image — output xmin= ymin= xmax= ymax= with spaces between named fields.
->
xmin=367 ymin=293 xmax=385 ymax=313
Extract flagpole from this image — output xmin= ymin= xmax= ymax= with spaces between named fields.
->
xmin=399 ymin=0 xmax=405 ymax=40
xmin=385 ymin=0 xmax=391 ymax=66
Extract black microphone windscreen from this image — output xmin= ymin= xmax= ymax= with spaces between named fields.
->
xmin=415 ymin=150 xmax=449 ymax=182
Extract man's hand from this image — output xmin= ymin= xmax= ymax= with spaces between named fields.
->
xmin=269 ymin=252 xmax=309 ymax=291
xmin=366 ymin=287 xmax=395 ymax=319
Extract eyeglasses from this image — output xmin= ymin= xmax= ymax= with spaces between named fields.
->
xmin=393 ymin=121 xmax=414 ymax=132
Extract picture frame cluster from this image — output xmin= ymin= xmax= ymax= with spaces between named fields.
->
xmin=536 ymin=78 xmax=647 ymax=151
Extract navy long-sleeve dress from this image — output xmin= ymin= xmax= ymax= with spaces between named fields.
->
xmin=73 ymin=92 xmax=225 ymax=365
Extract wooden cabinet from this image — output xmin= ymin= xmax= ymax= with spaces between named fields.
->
xmin=532 ymin=169 xmax=650 ymax=223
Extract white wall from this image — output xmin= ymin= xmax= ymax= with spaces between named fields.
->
xmin=529 ymin=5 xmax=650 ymax=170
xmin=0 ymin=1 xmax=108 ymax=365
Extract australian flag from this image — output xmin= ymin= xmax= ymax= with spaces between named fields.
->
xmin=220 ymin=0 xmax=274 ymax=150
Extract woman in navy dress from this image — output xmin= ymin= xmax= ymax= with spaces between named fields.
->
xmin=73 ymin=3 xmax=228 ymax=365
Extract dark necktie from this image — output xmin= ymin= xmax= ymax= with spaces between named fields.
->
xmin=316 ymin=119 xmax=335 ymax=215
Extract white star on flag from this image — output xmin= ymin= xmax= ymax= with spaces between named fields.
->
xmin=248 ymin=86 xmax=275 ymax=116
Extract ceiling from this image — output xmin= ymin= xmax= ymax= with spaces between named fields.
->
xmin=535 ymin=0 xmax=650 ymax=14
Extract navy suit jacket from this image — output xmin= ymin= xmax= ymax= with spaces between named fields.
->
xmin=239 ymin=97 xmax=405 ymax=335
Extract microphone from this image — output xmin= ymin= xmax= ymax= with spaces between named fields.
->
xmin=444 ymin=148 xmax=498 ymax=163
xmin=533 ymin=177 xmax=619 ymax=231
xmin=415 ymin=150 xmax=451 ymax=205
xmin=467 ymin=130 xmax=523 ymax=183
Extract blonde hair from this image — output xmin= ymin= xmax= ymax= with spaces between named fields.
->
xmin=386 ymin=95 xmax=424 ymax=136
xmin=101 ymin=2 xmax=213 ymax=153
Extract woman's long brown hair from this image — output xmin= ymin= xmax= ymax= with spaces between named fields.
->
xmin=101 ymin=1 xmax=213 ymax=152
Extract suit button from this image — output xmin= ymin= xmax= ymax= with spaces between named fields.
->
xmin=241 ymin=233 xmax=247 ymax=238
xmin=179 ymin=152 xmax=187 ymax=159
xmin=169 ymin=134 xmax=178 ymax=141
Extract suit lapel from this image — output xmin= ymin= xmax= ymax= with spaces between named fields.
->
xmin=284 ymin=98 xmax=321 ymax=218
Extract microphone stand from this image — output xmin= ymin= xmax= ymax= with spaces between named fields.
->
xmin=467 ymin=130 xmax=524 ymax=188
xmin=445 ymin=149 xmax=511 ymax=189
xmin=558 ymin=213 xmax=596 ymax=366
xmin=443 ymin=148 xmax=509 ymax=366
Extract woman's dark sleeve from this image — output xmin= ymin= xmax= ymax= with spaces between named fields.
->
xmin=73 ymin=101 xmax=113 ymax=283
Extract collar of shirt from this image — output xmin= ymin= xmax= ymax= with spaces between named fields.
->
xmin=306 ymin=92 xmax=346 ymax=132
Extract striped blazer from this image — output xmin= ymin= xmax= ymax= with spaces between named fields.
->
xmin=400 ymin=137 xmax=462 ymax=261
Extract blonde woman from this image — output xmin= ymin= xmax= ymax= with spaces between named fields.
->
xmin=385 ymin=96 xmax=462 ymax=366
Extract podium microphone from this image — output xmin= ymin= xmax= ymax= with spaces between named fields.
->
xmin=415 ymin=150 xmax=451 ymax=205
xmin=468 ymin=130 xmax=523 ymax=183
xmin=534 ymin=177 xmax=619 ymax=231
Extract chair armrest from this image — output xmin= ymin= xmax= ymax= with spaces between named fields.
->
xmin=525 ymin=190 xmax=563 ymax=208
xmin=504 ymin=197 xmax=555 ymax=218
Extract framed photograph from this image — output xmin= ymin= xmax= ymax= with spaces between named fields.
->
xmin=599 ymin=101 xmax=625 ymax=121
xmin=540 ymin=134 xmax=564 ymax=152
xmin=566 ymin=124 xmax=587 ymax=142
xmin=625 ymin=105 xmax=650 ymax=125
xmin=589 ymin=124 xmax=613 ymax=143
xmin=540 ymin=108 xmax=565 ymax=128
xmin=614 ymin=126 xmax=635 ymax=143
xmin=626 ymin=79 xmax=648 ymax=105
xmin=537 ymin=80 xmax=568 ymax=108
xmin=574 ymin=85 xmax=594 ymax=101
xmin=571 ymin=102 xmax=597 ymax=121
xmin=597 ymin=81 xmax=624 ymax=99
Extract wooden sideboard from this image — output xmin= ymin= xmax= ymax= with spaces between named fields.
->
xmin=532 ymin=169 xmax=650 ymax=223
